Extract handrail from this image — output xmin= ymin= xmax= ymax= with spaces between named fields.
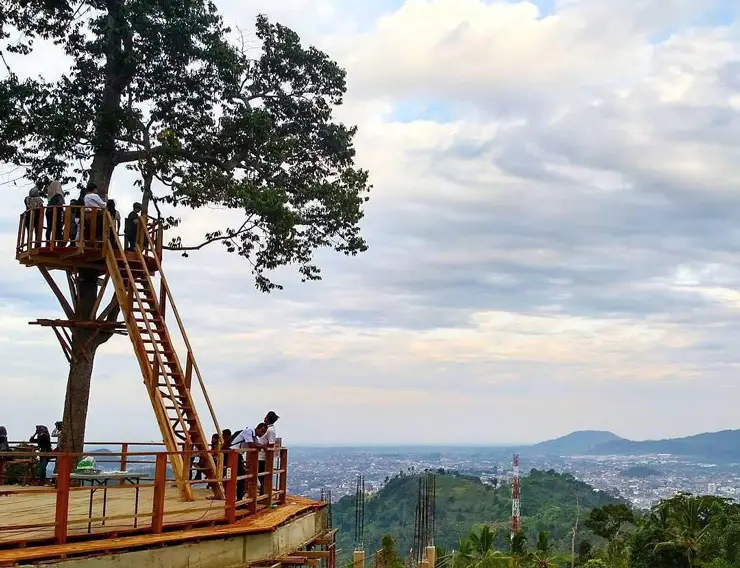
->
xmin=0 ymin=447 xmax=288 ymax=548
xmin=138 ymin=218 xmax=223 ymax=448
xmin=16 ymin=205 xmax=105 ymax=258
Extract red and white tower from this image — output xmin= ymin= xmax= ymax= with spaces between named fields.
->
xmin=511 ymin=453 xmax=521 ymax=537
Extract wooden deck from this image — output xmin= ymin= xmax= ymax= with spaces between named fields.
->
xmin=0 ymin=488 xmax=323 ymax=565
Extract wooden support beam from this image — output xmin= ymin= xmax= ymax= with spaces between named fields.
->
xmin=92 ymin=274 xmax=110 ymax=319
xmin=38 ymin=266 xmax=74 ymax=319
xmin=297 ymin=551 xmax=331 ymax=559
xmin=30 ymin=318 xmax=125 ymax=330
xmin=66 ymin=270 xmax=78 ymax=308
xmin=274 ymin=557 xmax=309 ymax=565
xmin=51 ymin=325 xmax=72 ymax=363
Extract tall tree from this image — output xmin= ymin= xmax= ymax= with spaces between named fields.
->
xmin=1 ymin=0 xmax=370 ymax=452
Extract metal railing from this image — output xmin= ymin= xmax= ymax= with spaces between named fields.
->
xmin=0 ymin=445 xmax=288 ymax=548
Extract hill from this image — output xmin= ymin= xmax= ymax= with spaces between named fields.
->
xmin=332 ymin=469 xmax=624 ymax=560
xmin=524 ymin=431 xmax=626 ymax=455
xmin=587 ymin=429 xmax=740 ymax=461
xmin=621 ymin=465 xmax=661 ymax=478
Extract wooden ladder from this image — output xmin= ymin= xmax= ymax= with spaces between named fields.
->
xmin=103 ymin=215 xmax=223 ymax=501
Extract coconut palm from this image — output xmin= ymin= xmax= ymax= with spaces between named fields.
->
xmin=528 ymin=531 xmax=569 ymax=568
xmin=454 ymin=526 xmax=512 ymax=568
xmin=654 ymin=495 xmax=713 ymax=568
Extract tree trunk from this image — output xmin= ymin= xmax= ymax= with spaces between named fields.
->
xmin=89 ymin=153 xmax=116 ymax=198
xmin=58 ymin=269 xmax=116 ymax=453
xmin=59 ymin=347 xmax=96 ymax=454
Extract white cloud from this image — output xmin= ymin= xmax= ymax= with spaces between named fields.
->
xmin=2 ymin=0 xmax=740 ymax=445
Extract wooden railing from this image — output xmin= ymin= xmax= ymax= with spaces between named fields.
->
xmin=0 ymin=445 xmax=288 ymax=548
xmin=16 ymin=205 xmax=162 ymax=260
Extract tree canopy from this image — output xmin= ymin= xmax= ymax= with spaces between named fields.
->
xmin=1 ymin=0 xmax=370 ymax=290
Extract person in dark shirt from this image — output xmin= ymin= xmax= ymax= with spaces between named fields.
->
xmin=29 ymin=425 xmax=52 ymax=484
xmin=124 ymin=202 xmax=142 ymax=251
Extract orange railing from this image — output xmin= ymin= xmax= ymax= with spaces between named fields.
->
xmin=0 ymin=445 xmax=288 ymax=548
xmin=16 ymin=205 xmax=162 ymax=260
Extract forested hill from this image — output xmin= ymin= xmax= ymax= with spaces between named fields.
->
xmin=332 ymin=469 xmax=624 ymax=560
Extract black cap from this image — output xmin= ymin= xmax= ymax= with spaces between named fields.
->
xmin=266 ymin=411 xmax=279 ymax=423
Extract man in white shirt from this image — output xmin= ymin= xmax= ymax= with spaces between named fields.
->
xmin=82 ymin=183 xmax=106 ymax=241
xmin=257 ymin=411 xmax=279 ymax=495
xmin=230 ymin=423 xmax=267 ymax=500
xmin=83 ymin=183 xmax=106 ymax=209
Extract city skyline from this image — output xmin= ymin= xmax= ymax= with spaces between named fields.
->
xmin=2 ymin=0 xmax=740 ymax=445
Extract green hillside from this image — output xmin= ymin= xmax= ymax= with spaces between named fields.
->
xmin=333 ymin=469 xmax=624 ymax=560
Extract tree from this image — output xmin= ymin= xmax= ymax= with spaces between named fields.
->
xmin=585 ymin=504 xmax=635 ymax=541
xmin=529 ymin=531 xmax=569 ymax=568
xmin=654 ymin=495 xmax=714 ymax=568
xmin=454 ymin=526 xmax=511 ymax=568
xmin=510 ymin=531 xmax=529 ymax=568
xmin=2 ymin=1 xmax=370 ymax=452
xmin=380 ymin=535 xmax=405 ymax=568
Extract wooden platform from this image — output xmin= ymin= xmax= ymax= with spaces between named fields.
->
xmin=0 ymin=488 xmax=323 ymax=566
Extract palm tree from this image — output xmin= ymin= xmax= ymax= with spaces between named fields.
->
xmin=509 ymin=531 xmax=528 ymax=567
xmin=454 ymin=526 xmax=512 ymax=568
xmin=655 ymin=495 xmax=713 ymax=568
xmin=528 ymin=531 xmax=569 ymax=568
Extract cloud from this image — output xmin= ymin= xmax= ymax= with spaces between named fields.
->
xmin=2 ymin=0 xmax=740 ymax=445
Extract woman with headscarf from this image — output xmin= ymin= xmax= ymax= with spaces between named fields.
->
xmin=24 ymin=185 xmax=45 ymax=246
xmin=45 ymin=180 xmax=65 ymax=244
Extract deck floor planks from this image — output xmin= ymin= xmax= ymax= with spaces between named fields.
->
xmin=0 ymin=484 xmax=225 ymax=543
xmin=0 ymin=489 xmax=320 ymax=565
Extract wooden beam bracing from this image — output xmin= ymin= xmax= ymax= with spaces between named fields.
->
xmin=92 ymin=274 xmax=110 ymax=319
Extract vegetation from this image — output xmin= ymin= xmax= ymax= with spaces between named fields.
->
xmin=371 ymin=492 xmax=740 ymax=567
xmin=1 ymin=1 xmax=369 ymax=452
xmin=333 ymin=470 xmax=625 ymax=560
xmin=621 ymin=466 xmax=661 ymax=478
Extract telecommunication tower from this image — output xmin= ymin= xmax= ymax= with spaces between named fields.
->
xmin=511 ymin=453 xmax=521 ymax=536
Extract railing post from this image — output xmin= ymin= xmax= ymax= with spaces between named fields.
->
xmin=224 ymin=450 xmax=238 ymax=523
xmin=119 ymin=443 xmax=129 ymax=485
xmin=279 ymin=448 xmax=288 ymax=505
xmin=265 ymin=448 xmax=274 ymax=507
xmin=54 ymin=454 xmax=72 ymax=544
xmin=247 ymin=449 xmax=259 ymax=515
xmin=151 ymin=453 xmax=167 ymax=533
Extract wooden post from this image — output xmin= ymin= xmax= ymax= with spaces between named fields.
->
xmin=247 ymin=449 xmax=259 ymax=515
xmin=119 ymin=443 xmax=129 ymax=486
xmin=279 ymin=448 xmax=288 ymax=505
xmin=264 ymin=448 xmax=274 ymax=507
xmin=184 ymin=353 xmax=193 ymax=390
xmin=224 ymin=450 xmax=238 ymax=523
xmin=0 ymin=459 xmax=5 ymax=485
xmin=151 ymin=453 xmax=167 ymax=533
xmin=54 ymin=454 xmax=72 ymax=544
xmin=353 ymin=550 xmax=365 ymax=568
xmin=425 ymin=547 xmax=436 ymax=568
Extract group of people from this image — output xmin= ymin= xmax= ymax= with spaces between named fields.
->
xmin=0 ymin=422 xmax=63 ymax=484
xmin=23 ymin=179 xmax=143 ymax=251
xmin=193 ymin=410 xmax=280 ymax=502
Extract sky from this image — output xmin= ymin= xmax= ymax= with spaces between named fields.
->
xmin=2 ymin=0 xmax=740 ymax=446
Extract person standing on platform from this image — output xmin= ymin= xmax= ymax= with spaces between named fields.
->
xmin=45 ymin=181 xmax=65 ymax=244
xmin=83 ymin=183 xmax=105 ymax=241
xmin=230 ymin=423 xmax=267 ymax=501
xmin=29 ymin=425 xmax=52 ymax=485
xmin=257 ymin=412 xmax=279 ymax=495
xmin=24 ymin=185 xmax=44 ymax=246
xmin=124 ymin=202 xmax=142 ymax=251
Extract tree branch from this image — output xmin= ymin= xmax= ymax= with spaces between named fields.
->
xmin=163 ymin=218 xmax=256 ymax=252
